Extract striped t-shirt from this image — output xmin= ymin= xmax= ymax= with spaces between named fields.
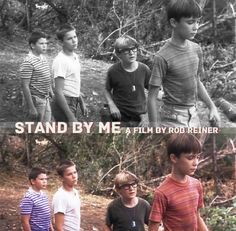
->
xmin=149 ymin=40 xmax=204 ymax=107
xmin=20 ymin=188 xmax=51 ymax=230
xmin=149 ymin=175 xmax=204 ymax=231
xmin=20 ymin=52 xmax=51 ymax=98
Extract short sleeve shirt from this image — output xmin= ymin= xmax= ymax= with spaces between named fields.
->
xmin=106 ymin=197 xmax=151 ymax=231
xmin=52 ymin=51 xmax=81 ymax=97
xmin=149 ymin=175 xmax=204 ymax=231
xmin=52 ymin=187 xmax=81 ymax=231
xmin=149 ymin=40 xmax=204 ymax=107
xmin=20 ymin=52 xmax=51 ymax=98
xmin=20 ymin=188 xmax=51 ymax=230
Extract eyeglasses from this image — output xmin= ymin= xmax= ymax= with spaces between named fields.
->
xmin=120 ymin=47 xmax=138 ymax=55
xmin=119 ymin=181 xmax=138 ymax=190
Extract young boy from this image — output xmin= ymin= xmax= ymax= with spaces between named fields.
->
xmin=20 ymin=167 xmax=54 ymax=231
xmin=149 ymin=133 xmax=208 ymax=231
xmin=104 ymin=35 xmax=151 ymax=127
xmin=52 ymin=160 xmax=81 ymax=231
xmin=52 ymin=24 xmax=88 ymax=122
xmin=148 ymin=0 xmax=220 ymax=127
xmin=20 ymin=31 xmax=53 ymax=122
xmin=104 ymin=171 xmax=151 ymax=231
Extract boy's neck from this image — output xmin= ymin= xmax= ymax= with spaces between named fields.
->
xmin=62 ymin=183 xmax=74 ymax=192
xmin=121 ymin=61 xmax=138 ymax=72
xmin=170 ymin=32 xmax=188 ymax=47
xmin=31 ymin=50 xmax=42 ymax=57
xmin=31 ymin=185 xmax=41 ymax=192
xmin=170 ymin=168 xmax=188 ymax=183
xmin=121 ymin=196 xmax=138 ymax=208
xmin=62 ymin=47 xmax=75 ymax=56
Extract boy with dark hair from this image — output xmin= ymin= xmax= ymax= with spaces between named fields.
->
xmin=149 ymin=133 xmax=208 ymax=231
xmin=52 ymin=24 xmax=88 ymax=122
xmin=104 ymin=35 xmax=151 ymax=127
xmin=104 ymin=171 xmax=151 ymax=231
xmin=20 ymin=167 xmax=54 ymax=231
xmin=148 ymin=0 xmax=220 ymax=127
xmin=20 ymin=31 xmax=53 ymax=122
xmin=52 ymin=160 xmax=81 ymax=231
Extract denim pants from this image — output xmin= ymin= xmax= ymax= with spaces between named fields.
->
xmin=160 ymin=104 xmax=201 ymax=127
xmin=25 ymin=95 xmax=51 ymax=122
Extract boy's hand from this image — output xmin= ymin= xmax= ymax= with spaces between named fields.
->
xmin=139 ymin=113 xmax=149 ymax=127
xmin=109 ymin=104 xmax=121 ymax=120
xmin=209 ymin=106 xmax=221 ymax=127
xmin=28 ymin=106 xmax=38 ymax=121
xmin=81 ymin=104 xmax=89 ymax=117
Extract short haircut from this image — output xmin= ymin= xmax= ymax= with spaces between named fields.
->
xmin=166 ymin=0 xmax=202 ymax=22
xmin=28 ymin=31 xmax=47 ymax=46
xmin=166 ymin=133 xmax=202 ymax=158
xmin=28 ymin=167 xmax=47 ymax=181
xmin=56 ymin=23 xmax=76 ymax=41
xmin=114 ymin=171 xmax=139 ymax=189
xmin=56 ymin=160 xmax=76 ymax=177
xmin=114 ymin=35 xmax=138 ymax=54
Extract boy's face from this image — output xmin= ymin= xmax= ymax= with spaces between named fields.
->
xmin=62 ymin=30 xmax=78 ymax=52
xmin=62 ymin=165 xmax=78 ymax=187
xmin=31 ymin=173 xmax=47 ymax=191
xmin=171 ymin=152 xmax=201 ymax=176
xmin=171 ymin=17 xmax=200 ymax=40
xmin=118 ymin=46 xmax=137 ymax=64
xmin=117 ymin=181 xmax=137 ymax=200
xmin=31 ymin=38 xmax=47 ymax=55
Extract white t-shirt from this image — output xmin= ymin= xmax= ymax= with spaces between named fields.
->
xmin=52 ymin=51 xmax=81 ymax=97
xmin=52 ymin=187 xmax=81 ymax=231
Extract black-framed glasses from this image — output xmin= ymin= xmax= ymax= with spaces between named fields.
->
xmin=120 ymin=46 xmax=138 ymax=55
xmin=119 ymin=181 xmax=138 ymax=190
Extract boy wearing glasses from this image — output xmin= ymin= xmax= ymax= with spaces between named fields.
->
xmin=104 ymin=171 xmax=150 ymax=231
xmin=104 ymin=35 xmax=151 ymax=127
xmin=148 ymin=0 xmax=220 ymax=127
xmin=149 ymin=134 xmax=208 ymax=231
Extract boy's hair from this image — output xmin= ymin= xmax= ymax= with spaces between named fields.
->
xmin=56 ymin=23 xmax=76 ymax=41
xmin=56 ymin=160 xmax=76 ymax=177
xmin=114 ymin=35 xmax=138 ymax=54
xmin=114 ymin=171 xmax=139 ymax=189
xmin=166 ymin=133 xmax=202 ymax=158
xmin=28 ymin=167 xmax=47 ymax=181
xmin=166 ymin=0 xmax=202 ymax=22
xmin=29 ymin=31 xmax=47 ymax=46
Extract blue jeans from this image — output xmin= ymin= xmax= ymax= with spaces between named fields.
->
xmin=160 ymin=104 xmax=201 ymax=127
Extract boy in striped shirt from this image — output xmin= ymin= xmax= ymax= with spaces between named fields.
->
xmin=20 ymin=167 xmax=54 ymax=231
xmin=148 ymin=0 xmax=220 ymax=127
xmin=149 ymin=133 xmax=208 ymax=231
xmin=20 ymin=31 xmax=53 ymax=122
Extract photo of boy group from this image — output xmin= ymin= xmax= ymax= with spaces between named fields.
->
xmin=1 ymin=0 xmax=234 ymax=128
xmin=0 ymin=0 xmax=235 ymax=230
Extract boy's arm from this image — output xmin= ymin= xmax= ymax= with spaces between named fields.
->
xmin=148 ymin=221 xmax=161 ymax=231
xmin=21 ymin=214 xmax=32 ymax=231
xmin=197 ymin=212 xmax=209 ymax=231
xmin=104 ymin=88 xmax=121 ymax=120
xmin=78 ymin=94 xmax=88 ymax=117
xmin=54 ymin=77 xmax=77 ymax=122
xmin=54 ymin=212 xmax=65 ymax=231
xmin=197 ymin=80 xmax=221 ymax=126
xmin=103 ymin=224 xmax=112 ymax=231
xmin=147 ymin=85 xmax=161 ymax=127
xmin=22 ymin=79 xmax=38 ymax=120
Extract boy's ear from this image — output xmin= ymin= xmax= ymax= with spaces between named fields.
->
xmin=169 ymin=153 xmax=178 ymax=163
xmin=169 ymin=18 xmax=177 ymax=28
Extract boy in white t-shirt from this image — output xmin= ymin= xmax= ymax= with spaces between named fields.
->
xmin=52 ymin=160 xmax=81 ymax=231
xmin=52 ymin=24 xmax=88 ymax=122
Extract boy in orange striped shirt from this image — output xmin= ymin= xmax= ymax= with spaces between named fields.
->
xmin=149 ymin=134 xmax=208 ymax=231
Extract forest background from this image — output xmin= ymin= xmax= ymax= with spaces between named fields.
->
xmin=0 ymin=0 xmax=236 ymax=230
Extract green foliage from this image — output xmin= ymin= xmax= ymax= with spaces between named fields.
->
xmin=202 ymin=206 xmax=236 ymax=231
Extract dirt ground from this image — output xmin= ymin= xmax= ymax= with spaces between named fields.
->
xmin=0 ymin=172 xmax=111 ymax=231
xmin=0 ymin=37 xmax=236 ymax=128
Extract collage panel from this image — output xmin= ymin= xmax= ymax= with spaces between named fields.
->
xmin=0 ymin=132 xmax=235 ymax=230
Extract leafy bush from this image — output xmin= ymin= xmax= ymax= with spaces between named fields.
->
xmin=202 ymin=205 xmax=236 ymax=231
